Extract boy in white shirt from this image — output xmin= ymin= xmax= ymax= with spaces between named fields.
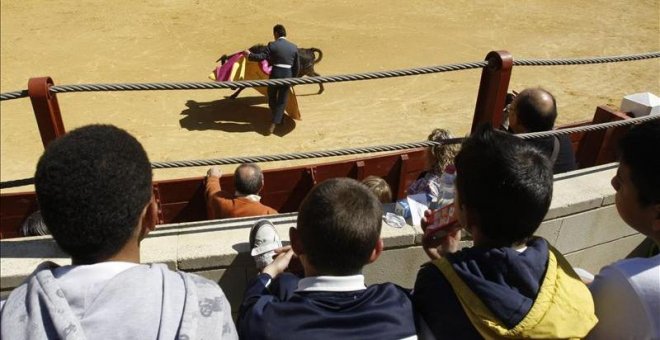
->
xmin=588 ymin=119 xmax=660 ymax=339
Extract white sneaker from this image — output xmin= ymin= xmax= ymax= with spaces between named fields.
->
xmin=249 ymin=219 xmax=282 ymax=271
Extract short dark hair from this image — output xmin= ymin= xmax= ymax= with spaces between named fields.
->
xmin=273 ymin=24 xmax=286 ymax=37
xmin=35 ymin=125 xmax=152 ymax=263
xmin=234 ymin=163 xmax=263 ymax=195
xmin=618 ymin=119 xmax=660 ymax=206
xmin=455 ymin=124 xmax=553 ymax=245
xmin=297 ymin=178 xmax=383 ymax=275
xmin=513 ymin=88 xmax=557 ymax=132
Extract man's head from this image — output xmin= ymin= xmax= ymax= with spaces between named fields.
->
xmin=273 ymin=24 xmax=286 ymax=38
xmin=35 ymin=125 xmax=153 ymax=264
xmin=292 ymin=178 xmax=384 ymax=276
xmin=234 ymin=163 xmax=264 ymax=195
xmin=611 ymin=120 xmax=660 ymax=240
xmin=509 ymin=87 xmax=557 ymax=133
xmin=454 ymin=124 xmax=553 ymax=246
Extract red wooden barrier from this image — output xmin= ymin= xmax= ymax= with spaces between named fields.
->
xmin=471 ymin=51 xmax=513 ymax=133
xmin=28 ymin=77 xmax=66 ymax=148
xmin=575 ymin=106 xmax=631 ymax=168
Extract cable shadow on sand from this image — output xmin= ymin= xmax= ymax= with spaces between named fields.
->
xmin=179 ymin=96 xmax=296 ymax=136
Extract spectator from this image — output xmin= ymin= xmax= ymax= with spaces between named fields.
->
xmin=362 ymin=175 xmax=392 ymax=203
xmin=19 ymin=210 xmax=49 ymax=236
xmin=587 ymin=119 xmax=660 ymax=339
xmin=205 ymin=164 xmax=277 ymax=219
xmin=508 ymin=87 xmax=577 ymax=174
xmin=413 ymin=124 xmax=597 ymax=339
xmin=0 ymin=125 xmax=237 ymax=339
xmin=407 ymin=128 xmax=459 ymax=199
xmin=238 ymin=178 xmax=417 ymax=339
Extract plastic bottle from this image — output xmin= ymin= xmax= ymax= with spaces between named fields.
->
xmin=437 ymin=164 xmax=456 ymax=208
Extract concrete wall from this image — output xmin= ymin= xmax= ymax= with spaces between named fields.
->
xmin=0 ymin=163 xmax=647 ymax=314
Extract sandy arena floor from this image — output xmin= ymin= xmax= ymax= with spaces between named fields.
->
xmin=1 ymin=0 xmax=659 ymax=191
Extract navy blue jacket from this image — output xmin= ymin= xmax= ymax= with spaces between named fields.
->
xmin=413 ymin=238 xmax=550 ymax=339
xmin=238 ymin=273 xmax=417 ymax=340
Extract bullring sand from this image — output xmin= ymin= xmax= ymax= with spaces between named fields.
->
xmin=1 ymin=0 xmax=659 ymax=190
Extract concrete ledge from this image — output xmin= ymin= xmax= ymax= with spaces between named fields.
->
xmin=0 ymin=162 xmax=645 ymax=299
xmin=545 ymin=163 xmax=617 ymax=220
xmin=0 ymin=236 xmax=69 ymax=290
xmin=553 ymin=205 xmax=635 ymax=254
xmin=563 ymin=233 xmax=648 ymax=273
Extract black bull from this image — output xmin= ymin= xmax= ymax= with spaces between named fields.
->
xmin=217 ymin=44 xmax=324 ymax=98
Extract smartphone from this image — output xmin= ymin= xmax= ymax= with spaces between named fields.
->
xmin=424 ymin=203 xmax=458 ymax=241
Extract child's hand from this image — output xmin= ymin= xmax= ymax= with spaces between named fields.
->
xmin=439 ymin=229 xmax=462 ymax=255
xmin=421 ymin=209 xmax=433 ymax=232
xmin=262 ymin=246 xmax=295 ymax=278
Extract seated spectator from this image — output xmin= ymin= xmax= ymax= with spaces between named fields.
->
xmin=587 ymin=119 xmax=659 ymax=339
xmin=508 ymin=87 xmax=577 ymax=174
xmin=407 ymin=128 xmax=459 ymax=199
xmin=19 ymin=210 xmax=49 ymax=236
xmin=205 ymin=163 xmax=277 ymax=219
xmin=238 ymin=178 xmax=417 ymax=339
xmin=0 ymin=125 xmax=237 ymax=339
xmin=361 ymin=175 xmax=393 ymax=203
xmin=413 ymin=124 xmax=597 ymax=339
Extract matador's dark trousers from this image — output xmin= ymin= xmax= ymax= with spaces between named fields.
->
xmin=268 ymin=66 xmax=292 ymax=125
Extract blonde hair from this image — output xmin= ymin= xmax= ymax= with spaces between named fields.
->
xmin=361 ymin=176 xmax=393 ymax=204
xmin=428 ymin=128 xmax=460 ymax=174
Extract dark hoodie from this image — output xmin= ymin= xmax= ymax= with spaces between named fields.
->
xmin=413 ymin=237 xmax=597 ymax=339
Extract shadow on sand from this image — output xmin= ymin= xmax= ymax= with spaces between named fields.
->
xmin=179 ymin=96 xmax=296 ymax=136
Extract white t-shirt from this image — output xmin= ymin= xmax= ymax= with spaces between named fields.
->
xmin=588 ymin=254 xmax=660 ymax=339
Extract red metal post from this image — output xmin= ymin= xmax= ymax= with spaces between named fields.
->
xmin=471 ymin=51 xmax=513 ymax=133
xmin=28 ymin=77 xmax=66 ymax=148
xmin=575 ymin=106 xmax=630 ymax=168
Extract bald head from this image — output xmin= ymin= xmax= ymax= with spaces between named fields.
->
xmin=234 ymin=163 xmax=264 ymax=195
xmin=511 ymin=88 xmax=557 ymax=132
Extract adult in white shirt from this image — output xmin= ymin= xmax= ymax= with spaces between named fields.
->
xmin=588 ymin=119 xmax=660 ymax=339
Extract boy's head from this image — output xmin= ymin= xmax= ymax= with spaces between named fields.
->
xmin=611 ymin=120 xmax=660 ymax=240
xmin=35 ymin=125 xmax=153 ymax=264
xmin=292 ymin=178 xmax=384 ymax=276
xmin=454 ymin=124 xmax=553 ymax=246
xmin=361 ymin=176 xmax=392 ymax=203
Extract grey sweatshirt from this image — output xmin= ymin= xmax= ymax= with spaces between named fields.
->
xmin=0 ymin=262 xmax=237 ymax=340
